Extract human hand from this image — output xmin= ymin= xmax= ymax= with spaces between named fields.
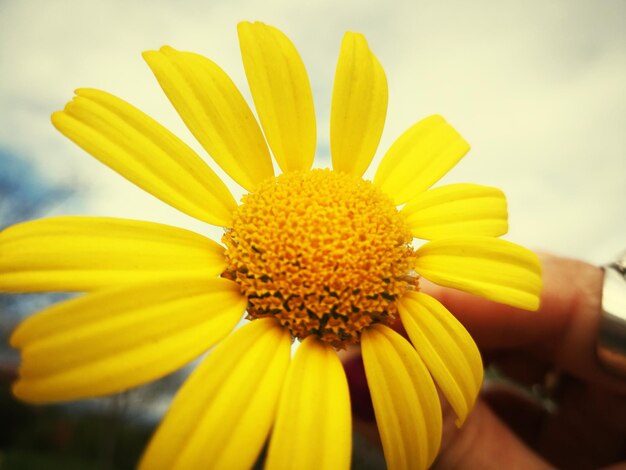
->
xmin=344 ymin=254 xmax=626 ymax=469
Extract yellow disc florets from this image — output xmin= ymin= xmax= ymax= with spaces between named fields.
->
xmin=222 ymin=169 xmax=417 ymax=348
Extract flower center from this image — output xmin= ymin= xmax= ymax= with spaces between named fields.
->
xmin=222 ymin=169 xmax=416 ymax=348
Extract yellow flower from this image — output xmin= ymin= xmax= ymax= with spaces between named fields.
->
xmin=0 ymin=22 xmax=541 ymax=470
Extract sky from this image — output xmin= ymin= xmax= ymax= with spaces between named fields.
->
xmin=1 ymin=0 xmax=625 ymax=264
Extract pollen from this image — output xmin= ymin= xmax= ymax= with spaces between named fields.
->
xmin=222 ymin=169 xmax=417 ymax=348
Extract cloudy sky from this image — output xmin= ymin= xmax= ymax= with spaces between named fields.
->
xmin=1 ymin=0 xmax=624 ymax=264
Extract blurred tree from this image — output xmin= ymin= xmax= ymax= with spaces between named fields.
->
xmin=0 ymin=149 xmax=73 ymax=230
xmin=0 ymin=148 xmax=190 ymax=469
xmin=0 ymin=148 xmax=74 ymax=361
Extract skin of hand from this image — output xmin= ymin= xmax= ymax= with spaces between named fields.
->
xmin=343 ymin=254 xmax=626 ymax=469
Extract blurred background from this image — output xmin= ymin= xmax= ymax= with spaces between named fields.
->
xmin=1 ymin=0 xmax=624 ymax=468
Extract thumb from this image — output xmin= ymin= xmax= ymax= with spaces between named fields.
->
xmin=434 ymin=398 xmax=553 ymax=469
xmin=343 ymin=353 xmax=552 ymax=469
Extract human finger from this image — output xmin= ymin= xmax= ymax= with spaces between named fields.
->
xmin=422 ymin=253 xmax=626 ymax=393
xmin=342 ymin=353 xmax=553 ymax=470
xmin=433 ymin=399 xmax=553 ymax=470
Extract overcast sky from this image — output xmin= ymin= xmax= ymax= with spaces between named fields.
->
xmin=1 ymin=0 xmax=624 ymax=264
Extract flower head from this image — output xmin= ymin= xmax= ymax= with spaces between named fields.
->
xmin=222 ymin=169 xmax=416 ymax=347
xmin=0 ymin=22 xmax=541 ymax=470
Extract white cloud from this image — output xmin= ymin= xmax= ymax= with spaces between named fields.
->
xmin=1 ymin=0 xmax=624 ymax=262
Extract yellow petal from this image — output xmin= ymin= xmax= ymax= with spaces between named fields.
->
xmin=415 ymin=236 xmax=542 ymax=310
xmin=266 ymin=337 xmax=352 ymax=470
xmin=143 ymin=46 xmax=274 ymax=191
xmin=331 ymin=32 xmax=387 ymax=177
xmin=11 ymin=278 xmax=246 ymax=403
xmin=139 ymin=318 xmax=291 ymax=470
xmin=238 ymin=22 xmax=316 ymax=173
xmin=52 ymin=89 xmax=236 ymax=226
xmin=374 ymin=115 xmax=470 ymax=205
xmin=399 ymin=291 xmax=483 ymax=426
xmin=402 ymin=183 xmax=508 ymax=240
xmin=0 ymin=216 xmax=226 ymax=293
xmin=361 ymin=325 xmax=442 ymax=470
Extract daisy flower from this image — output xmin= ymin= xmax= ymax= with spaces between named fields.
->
xmin=1 ymin=22 xmax=541 ymax=470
